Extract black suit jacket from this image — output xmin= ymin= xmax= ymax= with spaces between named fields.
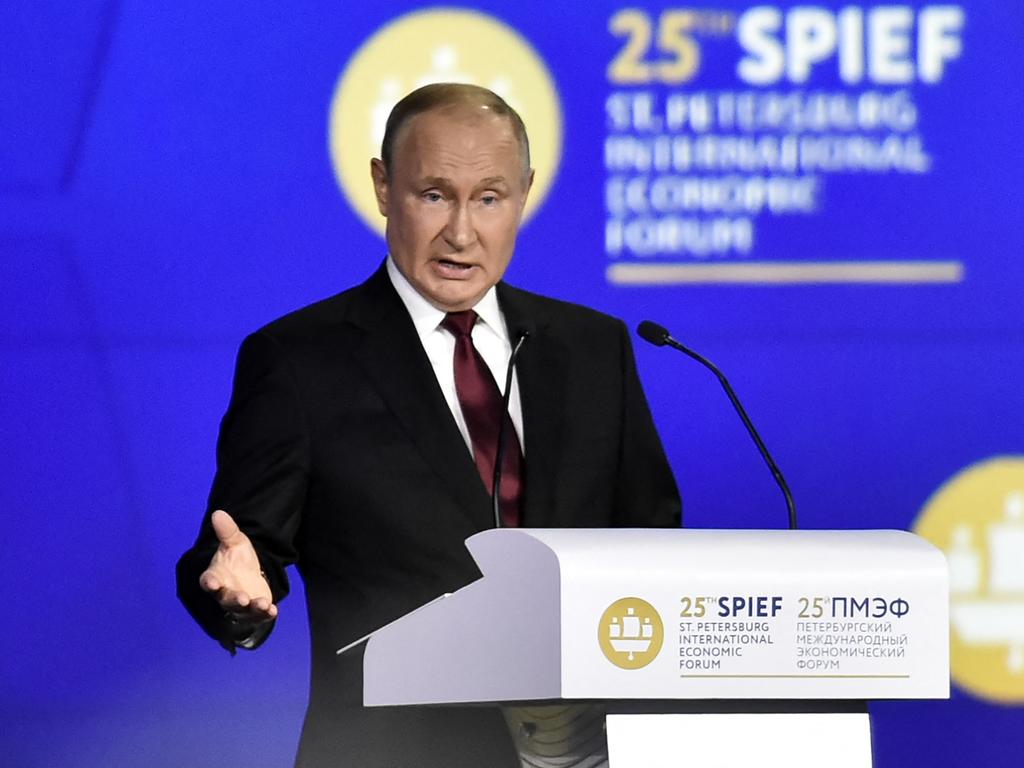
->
xmin=177 ymin=263 xmax=680 ymax=767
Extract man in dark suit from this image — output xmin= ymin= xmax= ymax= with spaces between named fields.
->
xmin=177 ymin=83 xmax=680 ymax=767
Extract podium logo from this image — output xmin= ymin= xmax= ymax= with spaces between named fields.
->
xmin=598 ymin=597 xmax=664 ymax=669
xmin=328 ymin=8 xmax=563 ymax=236
xmin=914 ymin=457 xmax=1024 ymax=705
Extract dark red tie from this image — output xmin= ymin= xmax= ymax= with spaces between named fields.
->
xmin=442 ymin=311 xmax=523 ymax=527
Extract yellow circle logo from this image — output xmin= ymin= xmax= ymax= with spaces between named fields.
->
xmin=913 ymin=456 xmax=1024 ymax=704
xmin=328 ymin=9 xmax=563 ymax=235
xmin=598 ymin=597 xmax=664 ymax=669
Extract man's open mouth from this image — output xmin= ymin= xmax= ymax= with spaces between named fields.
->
xmin=437 ymin=259 xmax=473 ymax=271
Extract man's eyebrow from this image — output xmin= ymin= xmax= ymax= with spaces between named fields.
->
xmin=476 ymin=176 xmax=510 ymax=189
xmin=416 ymin=176 xmax=511 ymax=190
xmin=419 ymin=176 xmax=454 ymax=189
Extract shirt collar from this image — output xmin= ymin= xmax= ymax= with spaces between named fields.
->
xmin=386 ymin=255 xmax=507 ymax=342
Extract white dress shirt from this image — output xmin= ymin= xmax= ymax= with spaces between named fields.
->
xmin=386 ymin=256 xmax=525 ymax=456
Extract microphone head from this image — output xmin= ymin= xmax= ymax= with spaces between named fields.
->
xmin=637 ymin=320 xmax=671 ymax=347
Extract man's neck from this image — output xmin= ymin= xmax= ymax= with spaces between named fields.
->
xmin=385 ymin=255 xmax=506 ymax=340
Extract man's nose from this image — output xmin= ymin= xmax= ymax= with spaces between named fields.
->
xmin=443 ymin=202 xmax=476 ymax=250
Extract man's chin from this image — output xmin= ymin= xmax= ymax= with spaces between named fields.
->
xmin=423 ymin=282 xmax=488 ymax=313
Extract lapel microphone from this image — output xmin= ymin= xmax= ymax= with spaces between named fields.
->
xmin=493 ymin=330 xmax=530 ymax=529
xmin=637 ymin=320 xmax=798 ymax=530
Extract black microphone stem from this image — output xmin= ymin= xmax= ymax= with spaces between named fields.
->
xmin=637 ymin=321 xmax=797 ymax=529
xmin=493 ymin=331 xmax=530 ymax=529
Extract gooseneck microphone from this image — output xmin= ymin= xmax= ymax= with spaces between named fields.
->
xmin=637 ymin=320 xmax=798 ymax=530
xmin=493 ymin=330 xmax=530 ymax=528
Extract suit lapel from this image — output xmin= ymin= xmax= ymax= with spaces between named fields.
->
xmin=347 ymin=266 xmax=494 ymax=530
xmin=498 ymin=284 xmax=567 ymax=527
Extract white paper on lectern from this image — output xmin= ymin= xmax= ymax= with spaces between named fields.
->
xmin=605 ymin=713 xmax=872 ymax=768
xmin=363 ymin=528 xmax=949 ymax=706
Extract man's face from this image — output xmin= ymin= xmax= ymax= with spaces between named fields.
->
xmin=371 ymin=105 xmax=534 ymax=312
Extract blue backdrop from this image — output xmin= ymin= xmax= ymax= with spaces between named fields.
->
xmin=2 ymin=2 xmax=1021 ymax=765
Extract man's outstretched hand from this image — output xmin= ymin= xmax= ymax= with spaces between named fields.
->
xmin=199 ymin=510 xmax=278 ymax=637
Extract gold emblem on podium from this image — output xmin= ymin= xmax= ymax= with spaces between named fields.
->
xmin=599 ymin=597 xmax=664 ymax=669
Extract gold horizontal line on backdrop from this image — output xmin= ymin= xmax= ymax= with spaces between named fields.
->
xmin=678 ymin=674 xmax=913 ymax=679
xmin=607 ymin=261 xmax=964 ymax=285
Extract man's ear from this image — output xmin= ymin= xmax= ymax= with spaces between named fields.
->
xmin=518 ymin=168 xmax=535 ymax=214
xmin=370 ymin=158 xmax=389 ymax=216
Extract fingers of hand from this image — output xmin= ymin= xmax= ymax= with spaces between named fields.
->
xmin=205 ymin=582 xmax=252 ymax=610
xmin=251 ymin=597 xmax=279 ymax=619
xmin=204 ymin=518 xmax=268 ymax=590
xmin=199 ymin=559 xmax=238 ymax=589
xmin=200 ymin=564 xmax=276 ymax=617
xmin=220 ymin=590 xmax=278 ymax=623
xmin=250 ymin=596 xmax=273 ymax=614
xmin=200 ymin=520 xmax=276 ymax=625
xmin=210 ymin=509 xmax=247 ymax=547
xmin=199 ymin=566 xmax=226 ymax=594
xmin=225 ymin=596 xmax=278 ymax=626
xmin=200 ymin=566 xmax=244 ymax=604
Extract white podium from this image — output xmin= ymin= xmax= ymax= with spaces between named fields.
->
xmin=362 ymin=529 xmax=949 ymax=767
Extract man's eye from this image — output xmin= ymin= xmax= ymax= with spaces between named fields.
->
xmin=480 ymin=194 xmax=498 ymax=205
xmin=423 ymin=191 xmax=443 ymax=202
